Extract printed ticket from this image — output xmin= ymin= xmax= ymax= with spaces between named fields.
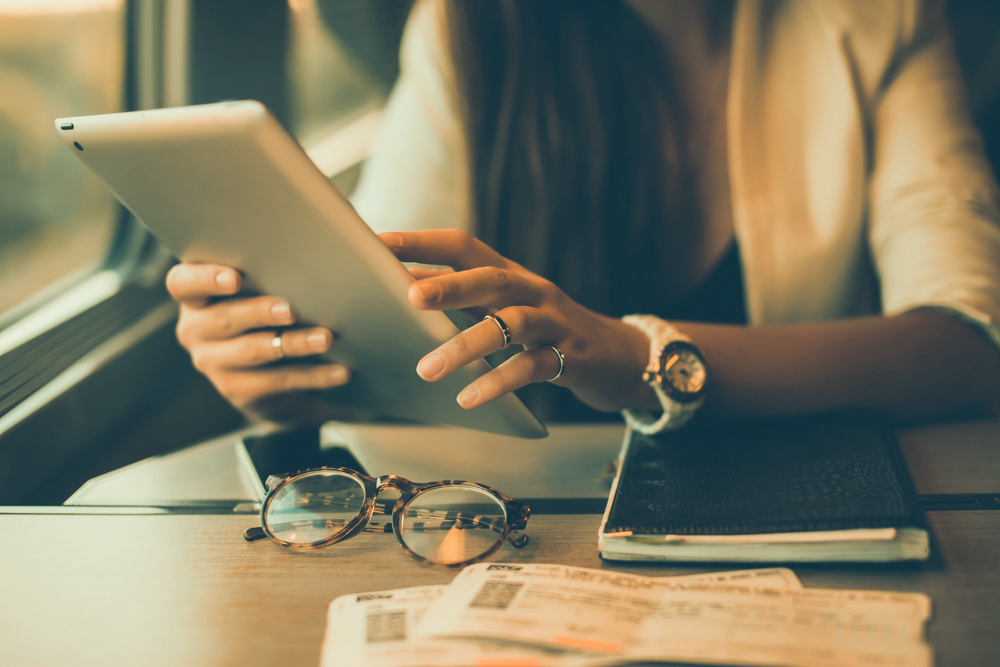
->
xmin=322 ymin=567 xmax=801 ymax=667
xmin=320 ymin=585 xmax=584 ymax=667
xmin=413 ymin=563 xmax=932 ymax=667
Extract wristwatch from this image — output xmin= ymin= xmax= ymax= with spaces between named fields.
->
xmin=621 ymin=315 xmax=708 ymax=434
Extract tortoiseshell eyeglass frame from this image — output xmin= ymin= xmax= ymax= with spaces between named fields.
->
xmin=243 ymin=466 xmax=531 ymax=568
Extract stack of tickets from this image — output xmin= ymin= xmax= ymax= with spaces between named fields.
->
xmin=321 ymin=563 xmax=932 ymax=667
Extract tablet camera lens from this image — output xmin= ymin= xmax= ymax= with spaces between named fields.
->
xmin=73 ymin=142 xmax=83 ymax=151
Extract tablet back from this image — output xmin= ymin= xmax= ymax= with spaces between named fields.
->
xmin=56 ymin=101 xmax=546 ymax=438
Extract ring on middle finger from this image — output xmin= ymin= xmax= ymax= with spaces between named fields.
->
xmin=272 ymin=331 xmax=286 ymax=359
xmin=484 ymin=314 xmax=512 ymax=350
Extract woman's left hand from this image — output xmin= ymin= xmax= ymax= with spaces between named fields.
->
xmin=380 ymin=230 xmax=655 ymax=413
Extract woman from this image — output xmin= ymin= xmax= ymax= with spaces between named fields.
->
xmin=167 ymin=0 xmax=1000 ymax=430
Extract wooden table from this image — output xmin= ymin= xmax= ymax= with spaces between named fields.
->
xmin=1 ymin=420 xmax=999 ymax=667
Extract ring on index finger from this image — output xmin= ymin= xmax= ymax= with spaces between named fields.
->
xmin=484 ymin=314 xmax=512 ymax=350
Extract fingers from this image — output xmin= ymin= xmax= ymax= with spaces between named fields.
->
xmin=179 ymin=304 xmax=344 ymax=410
xmin=215 ymin=364 xmax=351 ymax=409
xmin=177 ymin=295 xmax=296 ymax=344
xmin=190 ymin=328 xmax=333 ymax=373
xmin=166 ymin=263 xmax=242 ymax=305
xmin=409 ymin=266 xmax=545 ymax=311
xmin=456 ymin=347 xmax=564 ymax=409
xmin=408 ymin=267 xmax=454 ymax=281
xmin=416 ymin=308 xmax=561 ymax=382
xmin=380 ymin=229 xmax=509 ymax=272
xmin=166 ymin=262 xmax=352 ymax=412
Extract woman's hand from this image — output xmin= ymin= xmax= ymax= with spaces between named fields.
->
xmin=165 ymin=263 xmax=350 ymax=417
xmin=381 ymin=229 xmax=656 ymax=413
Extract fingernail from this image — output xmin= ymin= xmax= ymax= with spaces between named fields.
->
xmin=271 ymin=300 xmax=292 ymax=323
xmin=215 ymin=271 xmax=237 ymax=291
xmin=416 ymin=353 xmax=445 ymax=380
xmin=381 ymin=233 xmax=401 ymax=250
xmin=328 ymin=366 xmax=349 ymax=385
xmin=307 ymin=332 xmax=329 ymax=352
xmin=457 ymin=384 xmax=480 ymax=408
xmin=417 ymin=282 xmax=441 ymax=304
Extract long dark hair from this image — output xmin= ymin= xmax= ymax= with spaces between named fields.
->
xmin=445 ymin=0 xmax=696 ymax=319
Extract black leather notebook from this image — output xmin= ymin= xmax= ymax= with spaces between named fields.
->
xmin=599 ymin=413 xmax=929 ymax=562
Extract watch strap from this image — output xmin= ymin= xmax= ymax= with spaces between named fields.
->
xmin=621 ymin=314 xmax=703 ymax=434
xmin=622 ymin=315 xmax=691 ymax=370
xmin=623 ymin=384 xmax=701 ymax=434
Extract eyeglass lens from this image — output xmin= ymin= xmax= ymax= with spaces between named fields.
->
xmin=399 ymin=486 xmax=507 ymax=564
xmin=265 ymin=471 xmax=366 ymax=544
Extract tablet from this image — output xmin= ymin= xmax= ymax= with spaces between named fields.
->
xmin=55 ymin=100 xmax=546 ymax=439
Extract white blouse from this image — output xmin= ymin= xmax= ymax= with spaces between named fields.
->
xmin=351 ymin=0 xmax=1000 ymax=351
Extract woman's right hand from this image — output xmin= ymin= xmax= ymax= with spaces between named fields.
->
xmin=165 ymin=263 xmax=350 ymax=416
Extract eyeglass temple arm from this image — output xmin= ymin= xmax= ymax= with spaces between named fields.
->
xmin=244 ymin=526 xmax=267 ymax=541
xmin=244 ymin=523 xmax=525 ymax=546
xmin=506 ymin=503 xmax=530 ymax=547
xmin=507 ymin=532 xmax=529 ymax=548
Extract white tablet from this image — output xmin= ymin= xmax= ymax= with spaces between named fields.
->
xmin=56 ymin=100 xmax=546 ymax=439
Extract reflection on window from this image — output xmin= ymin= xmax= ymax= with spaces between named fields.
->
xmin=289 ymin=0 xmax=382 ymax=144
xmin=0 ymin=0 xmax=124 ymax=318
xmin=288 ymin=0 xmax=405 ymax=188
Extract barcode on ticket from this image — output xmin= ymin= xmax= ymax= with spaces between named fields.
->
xmin=365 ymin=610 xmax=406 ymax=643
xmin=468 ymin=582 xmax=524 ymax=610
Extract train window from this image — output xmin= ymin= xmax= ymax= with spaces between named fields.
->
xmin=0 ymin=0 xmax=126 ymax=319
xmin=286 ymin=0 xmax=410 ymax=191
xmin=0 ymin=0 xmax=419 ymax=507
xmin=289 ymin=0 xmax=383 ymax=145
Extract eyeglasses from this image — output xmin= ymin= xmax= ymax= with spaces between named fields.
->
xmin=243 ymin=467 xmax=531 ymax=567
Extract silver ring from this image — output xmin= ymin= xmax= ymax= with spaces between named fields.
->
xmin=545 ymin=346 xmax=565 ymax=382
xmin=272 ymin=332 xmax=285 ymax=359
xmin=484 ymin=314 xmax=512 ymax=350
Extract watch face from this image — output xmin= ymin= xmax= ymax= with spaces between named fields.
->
xmin=659 ymin=341 xmax=706 ymax=402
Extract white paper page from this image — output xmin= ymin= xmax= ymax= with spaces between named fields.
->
xmin=415 ymin=563 xmax=932 ymax=667
xmin=322 ymin=567 xmax=801 ymax=667
xmin=321 ymin=585 xmax=590 ymax=667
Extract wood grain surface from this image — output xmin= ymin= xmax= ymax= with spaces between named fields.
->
xmin=1 ymin=511 xmax=998 ymax=667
